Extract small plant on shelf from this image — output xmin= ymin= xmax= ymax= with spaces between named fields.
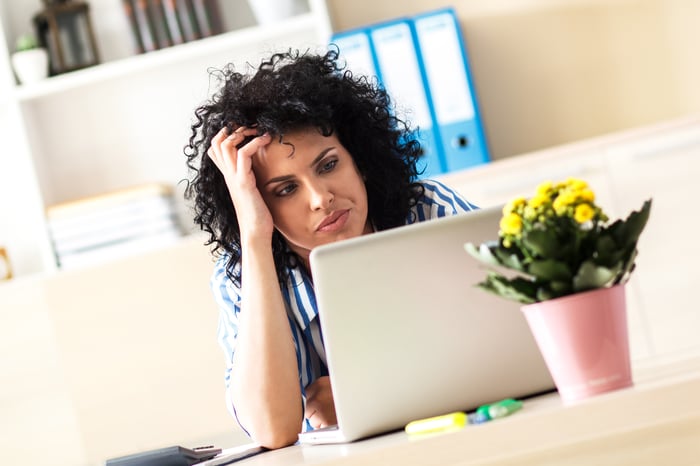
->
xmin=15 ymin=33 xmax=40 ymax=52
xmin=11 ymin=33 xmax=49 ymax=84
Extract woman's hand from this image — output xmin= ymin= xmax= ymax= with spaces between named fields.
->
xmin=304 ymin=376 xmax=337 ymax=429
xmin=207 ymin=126 xmax=274 ymax=240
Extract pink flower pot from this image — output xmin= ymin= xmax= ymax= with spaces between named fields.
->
xmin=521 ymin=285 xmax=633 ymax=404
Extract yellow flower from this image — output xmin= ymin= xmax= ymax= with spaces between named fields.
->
xmin=553 ymin=192 xmax=576 ymax=214
xmin=528 ymin=193 xmax=549 ymax=209
xmin=500 ymin=212 xmax=523 ymax=235
xmin=502 ymin=197 xmax=526 ymax=216
xmin=523 ymin=205 xmax=538 ymax=221
xmin=578 ymin=188 xmax=595 ymax=202
xmin=574 ymin=203 xmax=595 ymax=223
xmin=566 ymin=178 xmax=588 ymax=191
xmin=536 ymin=181 xmax=552 ymax=195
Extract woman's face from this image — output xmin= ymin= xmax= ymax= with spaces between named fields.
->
xmin=254 ymin=129 xmax=372 ymax=264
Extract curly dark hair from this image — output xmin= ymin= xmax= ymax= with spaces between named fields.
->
xmin=183 ymin=48 xmax=425 ymax=286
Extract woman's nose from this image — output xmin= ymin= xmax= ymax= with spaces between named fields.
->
xmin=308 ymin=182 xmax=334 ymax=210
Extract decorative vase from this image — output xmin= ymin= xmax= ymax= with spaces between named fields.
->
xmin=11 ymin=48 xmax=49 ymax=84
xmin=521 ymin=284 xmax=632 ymax=404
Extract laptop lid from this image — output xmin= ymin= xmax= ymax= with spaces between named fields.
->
xmin=306 ymin=206 xmax=555 ymax=442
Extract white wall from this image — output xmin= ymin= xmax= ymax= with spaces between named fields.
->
xmin=326 ymin=0 xmax=700 ymax=160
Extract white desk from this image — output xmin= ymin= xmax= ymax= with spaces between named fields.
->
xmin=233 ymin=355 xmax=700 ymax=465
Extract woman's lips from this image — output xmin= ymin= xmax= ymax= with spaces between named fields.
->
xmin=317 ymin=210 xmax=350 ymax=232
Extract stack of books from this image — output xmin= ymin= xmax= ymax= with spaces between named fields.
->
xmin=46 ymin=184 xmax=185 ymax=269
xmin=121 ymin=0 xmax=224 ymax=54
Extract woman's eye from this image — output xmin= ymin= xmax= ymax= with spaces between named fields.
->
xmin=277 ymin=183 xmax=297 ymax=197
xmin=320 ymin=159 xmax=337 ymax=173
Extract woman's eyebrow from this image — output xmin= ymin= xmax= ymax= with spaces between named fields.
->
xmin=263 ymin=147 xmax=336 ymax=187
xmin=309 ymin=147 xmax=335 ymax=168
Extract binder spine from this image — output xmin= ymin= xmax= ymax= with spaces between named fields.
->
xmin=369 ymin=20 xmax=445 ymax=178
xmin=412 ymin=8 xmax=490 ymax=171
xmin=449 ymin=11 xmax=490 ymax=168
xmin=407 ymin=21 xmax=447 ymax=178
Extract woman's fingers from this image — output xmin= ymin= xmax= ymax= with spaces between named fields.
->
xmin=206 ymin=127 xmax=229 ymax=171
xmin=237 ymin=132 xmax=271 ymax=175
xmin=207 ymin=126 xmax=269 ymax=176
xmin=304 ymin=376 xmax=337 ymax=429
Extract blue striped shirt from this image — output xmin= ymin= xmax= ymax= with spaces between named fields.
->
xmin=212 ymin=179 xmax=477 ymax=433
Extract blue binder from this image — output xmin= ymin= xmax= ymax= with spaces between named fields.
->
xmin=332 ymin=22 xmax=445 ymax=178
xmin=412 ymin=9 xmax=490 ymax=171
xmin=331 ymin=29 xmax=379 ymax=84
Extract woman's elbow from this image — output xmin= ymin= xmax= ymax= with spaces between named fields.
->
xmin=252 ymin=424 xmax=299 ymax=449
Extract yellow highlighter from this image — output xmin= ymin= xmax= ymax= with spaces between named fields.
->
xmin=405 ymin=412 xmax=468 ymax=436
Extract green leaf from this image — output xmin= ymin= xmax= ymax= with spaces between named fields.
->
xmin=535 ymin=280 xmax=573 ymax=301
xmin=608 ymin=199 xmax=652 ymax=249
xmin=522 ymin=229 xmax=561 ymax=259
xmin=15 ymin=34 xmax=39 ymax=52
xmin=549 ymin=280 xmax=572 ymax=294
xmin=464 ymin=241 xmax=501 ymax=268
xmin=594 ymin=234 xmax=621 ymax=267
xmin=527 ymin=259 xmax=572 ymax=281
xmin=493 ymin=247 xmax=526 ymax=271
xmin=478 ymin=272 xmax=538 ymax=304
xmin=572 ymin=260 xmax=622 ymax=291
xmin=615 ymin=247 xmax=638 ymax=285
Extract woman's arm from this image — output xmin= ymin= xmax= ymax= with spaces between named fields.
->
xmin=232 ymin=238 xmax=302 ymax=448
xmin=208 ymin=126 xmax=302 ymax=448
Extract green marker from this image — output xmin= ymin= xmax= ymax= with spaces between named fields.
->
xmin=487 ymin=398 xmax=523 ymax=419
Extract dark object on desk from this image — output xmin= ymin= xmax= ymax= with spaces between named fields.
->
xmin=106 ymin=445 xmax=222 ymax=466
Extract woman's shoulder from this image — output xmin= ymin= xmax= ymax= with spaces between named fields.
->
xmin=413 ymin=178 xmax=479 ymax=213
xmin=417 ymin=178 xmax=458 ymax=196
xmin=210 ymin=252 xmax=240 ymax=288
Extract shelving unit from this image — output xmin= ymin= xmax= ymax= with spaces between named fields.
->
xmin=12 ymin=12 xmax=322 ymax=102
xmin=0 ymin=0 xmax=332 ymax=279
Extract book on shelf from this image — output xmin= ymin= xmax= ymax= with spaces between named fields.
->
xmin=122 ymin=0 xmax=145 ymax=53
xmin=162 ymin=0 xmax=186 ymax=45
xmin=148 ymin=0 xmax=174 ymax=49
xmin=175 ymin=0 xmax=201 ymax=41
xmin=46 ymin=184 xmax=185 ymax=270
xmin=129 ymin=0 xmax=159 ymax=52
xmin=123 ymin=0 xmax=221 ymax=52
xmin=191 ymin=0 xmax=224 ymax=38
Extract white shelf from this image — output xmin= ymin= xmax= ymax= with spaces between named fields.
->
xmin=0 ymin=1 xmax=330 ymax=278
xmin=12 ymin=13 xmax=318 ymax=101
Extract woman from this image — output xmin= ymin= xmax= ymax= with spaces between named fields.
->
xmin=184 ymin=48 xmax=477 ymax=449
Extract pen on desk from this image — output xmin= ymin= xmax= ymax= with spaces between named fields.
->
xmin=473 ymin=398 xmax=523 ymax=424
xmin=488 ymin=398 xmax=523 ymax=419
xmin=405 ymin=398 xmax=523 ymax=435
xmin=405 ymin=411 xmax=468 ymax=435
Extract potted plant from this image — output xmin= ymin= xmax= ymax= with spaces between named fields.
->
xmin=11 ymin=33 xmax=50 ymax=85
xmin=465 ymin=178 xmax=652 ymax=404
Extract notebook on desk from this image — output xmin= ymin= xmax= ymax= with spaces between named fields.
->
xmin=298 ymin=205 xmax=556 ymax=444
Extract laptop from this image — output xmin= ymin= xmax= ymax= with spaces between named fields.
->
xmin=299 ymin=207 xmax=554 ymax=443
xmin=298 ymin=205 xmax=556 ymax=444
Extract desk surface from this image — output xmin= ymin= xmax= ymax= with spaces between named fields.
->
xmin=233 ymin=354 xmax=700 ymax=465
